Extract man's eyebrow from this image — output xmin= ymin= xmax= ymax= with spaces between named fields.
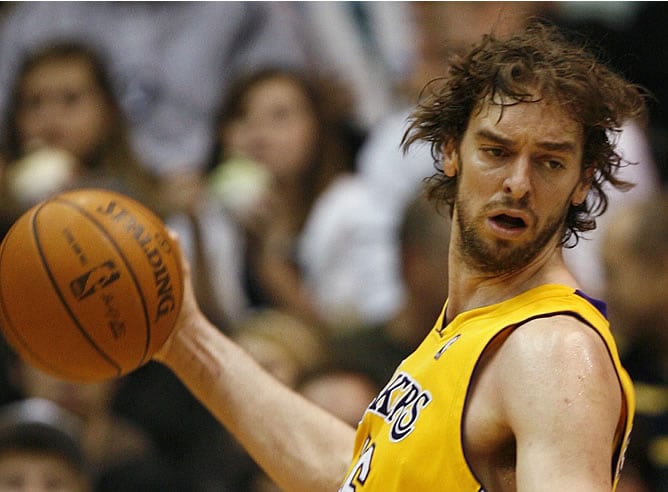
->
xmin=475 ymin=129 xmax=577 ymax=153
xmin=475 ymin=129 xmax=513 ymax=147
xmin=535 ymin=140 xmax=577 ymax=153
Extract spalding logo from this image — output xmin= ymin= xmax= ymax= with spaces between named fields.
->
xmin=96 ymin=200 xmax=177 ymax=322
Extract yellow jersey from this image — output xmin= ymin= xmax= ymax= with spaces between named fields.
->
xmin=339 ymin=284 xmax=634 ymax=491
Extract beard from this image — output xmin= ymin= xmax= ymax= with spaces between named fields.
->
xmin=455 ymin=192 xmax=569 ymax=276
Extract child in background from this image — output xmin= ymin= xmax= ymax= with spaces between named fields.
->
xmin=0 ymin=398 xmax=91 ymax=492
xmin=199 ymin=66 xmax=401 ymax=331
xmin=0 ymin=41 xmax=164 ymax=238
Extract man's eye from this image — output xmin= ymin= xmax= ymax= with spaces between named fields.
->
xmin=484 ymin=147 xmax=505 ymax=158
xmin=545 ymin=159 xmax=565 ymax=170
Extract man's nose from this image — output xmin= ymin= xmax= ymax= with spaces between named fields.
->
xmin=502 ymin=156 xmax=531 ymax=200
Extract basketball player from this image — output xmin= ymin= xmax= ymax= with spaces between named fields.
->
xmin=154 ymin=21 xmax=647 ymax=491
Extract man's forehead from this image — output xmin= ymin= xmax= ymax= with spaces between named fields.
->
xmin=468 ymin=95 xmax=583 ymax=144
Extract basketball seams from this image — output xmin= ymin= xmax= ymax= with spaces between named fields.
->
xmin=0 ymin=189 xmax=180 ymax=382
xmin=52 ymin=194 xmax=154 ymax=365
xmin=0 ymin=207 xmax=103 ymax=379
xmin=32 ymin=200 xmax=123 ymax=377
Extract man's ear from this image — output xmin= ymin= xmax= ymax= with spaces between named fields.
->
xmin=442 ymin=141 xmax=458 ymax=177
xmin=572 ymin=165 xmax=594 ymax=206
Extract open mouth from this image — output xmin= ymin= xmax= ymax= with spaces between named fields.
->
xmin=491 ymin=214 xmax=527 ymax=230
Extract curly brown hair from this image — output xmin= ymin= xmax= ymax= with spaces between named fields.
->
xmin=402 ymin=20 xmax=649 ymax=246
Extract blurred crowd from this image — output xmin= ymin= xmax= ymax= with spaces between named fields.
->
xmin=0 ymin=2 xmax=666 ymax=491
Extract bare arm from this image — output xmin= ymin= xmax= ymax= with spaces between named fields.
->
xmin=154 ymin=258 xmax=355 ymax=492
xmin=497 ymin=316 xmax=622 ymax=491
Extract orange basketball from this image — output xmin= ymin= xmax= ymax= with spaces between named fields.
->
xmin=0 ymin=188 xmax=183 ymax=382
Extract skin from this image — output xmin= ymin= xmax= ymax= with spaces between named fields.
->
xmin=603 ymin=203 xmax=668 ymax=342
xmin=221 ymin=76 xmax=319 ymax=185
xmin=155 ymin=97 xmax=623 ymax=491
xmin=15 ymin=57 xmax=114 ymax=163
xmin=155 ymin=290 xmax=355 ymax=492
xmin=17 ymin=363 xmax=115 ymax=420
xmin=446 ymin=98 xmax=621 ymax=491
xmin=15 ymin=363 xmax=150 ymax=472
xmin=299 ymin=371 xmax=379 ymax=427
xmin=0 ymin=451 xmax=89 ymax=492
xmin=219 ymin=75 xmax=331 ymax=327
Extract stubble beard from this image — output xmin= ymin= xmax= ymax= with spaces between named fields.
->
xmin=455 ymin=192 xmax=568 ymax=277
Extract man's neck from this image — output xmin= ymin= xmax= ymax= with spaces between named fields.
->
xmin=445 ymin=243 xmax=578 ymax=324
xmin=385 ymin=299 xmax=444 ymax=350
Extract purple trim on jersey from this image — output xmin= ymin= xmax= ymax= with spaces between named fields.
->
xmin=575 ymin=289 xmax=608 ymax=319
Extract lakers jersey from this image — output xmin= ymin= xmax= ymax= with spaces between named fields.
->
xmin=339 ymin=284 xmax=634 ymax=491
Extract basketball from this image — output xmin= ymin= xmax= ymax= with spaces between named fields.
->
xmin=0 ymin=188 xmax=183 ymax=382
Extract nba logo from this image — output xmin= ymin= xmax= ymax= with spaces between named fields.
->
xmin=70 ymin=260 xmax=121 ymax=301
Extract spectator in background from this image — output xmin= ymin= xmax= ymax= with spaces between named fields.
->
xmin=603 ymin=193 xmax=668 ymax=492
xmin=0 ymin=2 xmax=308 ymax=178
xmin=206 ymin=64 xmax=408 ymax=329
xmin=562 ymin=119 xmax=659 ymax=298
xmin=232 ymin=309 xmax=328 ymax=390
xmin=287 ymin=2 xmax=416 ymax=132
xmin=229 ymin=308 xmax=330 ymax=492
xmin=238 ymin=314 xmax=376 ymax=492
xmin=4 ymin=357 xmax=175 ymax=491
xmin=113 ymin=297 xmax=331 ymax=491
xmin=244 ymin=365 xmax=380 ymax=491
xmin=0 ymin=38 xmax=259 ymax=490
xmin=0 ymin=41 xmax=163 ymax=238
xmin=0 ymin=398 xmax=91 ymax=492
xmin=331 ymin=191 xmax=451 ymax=387
xmin=111 ymin=360 xmax=252 ymax=491
xmin=626 ymin=2 xmax=668 ymax=184
xmin=297 ymin=367 xmax=379 ymax=428
xmin=0 ymin=353 xmax=227 ymax=490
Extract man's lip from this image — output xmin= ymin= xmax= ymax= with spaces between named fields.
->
xmin=487 ymin=208 xmax=532 ymax=227
xmin=486 ymin=216 xmax=528 ymax=239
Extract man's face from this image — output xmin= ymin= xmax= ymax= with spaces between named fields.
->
xmin=445 ymin=98 xmax=589 ymax=275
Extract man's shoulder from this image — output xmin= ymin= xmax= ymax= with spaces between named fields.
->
xmin=504 ymin=315 xmax=609 ymax=364
xmin=495 ymin=315 xmax=618 ymax=391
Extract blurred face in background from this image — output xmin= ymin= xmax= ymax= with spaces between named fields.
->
xmin=299 ymin=371 xmax=378 ymax=427
xmin=221 ymin=75 xmax=319 ymax=182
xmin=0 ymin=450 xmax=88 ymax=492
xmin=603 ymin=205 xmax=668 ymax=338
xmin=15 ymin=56 xmax=114 ymax=163
xmin=17 ymin=363 xmax=116 ymax=421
